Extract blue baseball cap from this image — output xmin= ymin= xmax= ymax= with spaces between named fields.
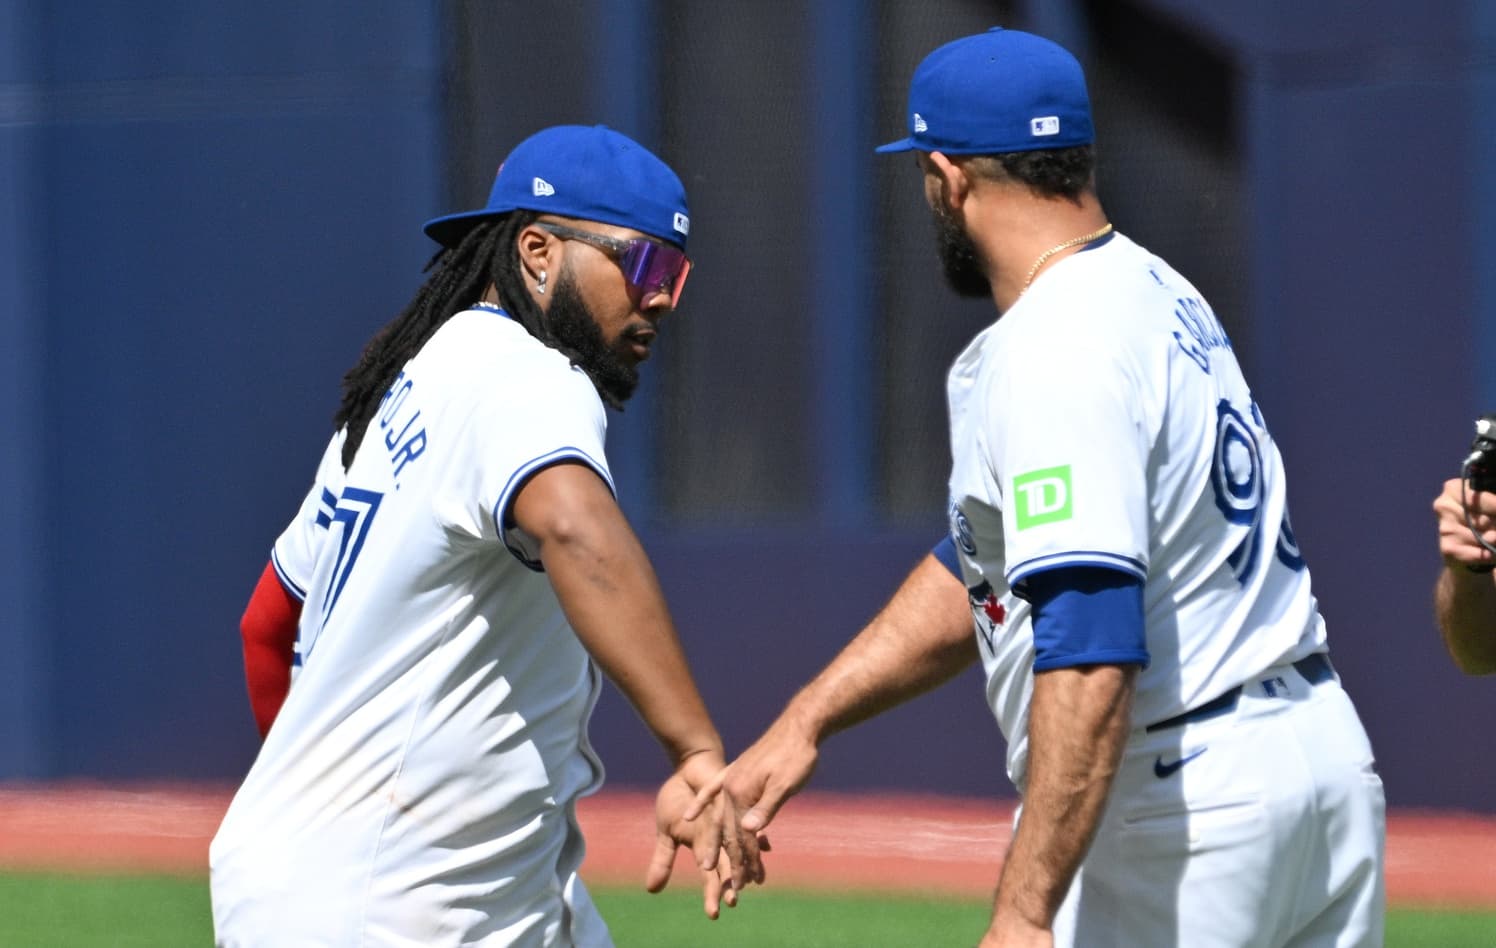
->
xmin=424 ymin=124 xmax=691 ymax=250
xmin=876 ymin=28 xmax=1093 ymax=156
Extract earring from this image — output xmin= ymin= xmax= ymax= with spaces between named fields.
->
xmin=536 ymin=270 xmax=548 ymax=295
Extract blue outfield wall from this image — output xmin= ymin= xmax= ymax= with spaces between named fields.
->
xmin=1 ymin=2 xmax=1494 ymax=812
xmin=0 ymin=2 xmax=445 ymax=779
xmin=0 ymin=0 xmax=48 ymax=779
xmin=1226 ymin=1 xmax=1495 ymax=813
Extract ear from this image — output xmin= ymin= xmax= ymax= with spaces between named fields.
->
xmin=925 ymin=151 xmax=970 ymax=212
xmin=515 ymin=222 xmax=557 ymax=285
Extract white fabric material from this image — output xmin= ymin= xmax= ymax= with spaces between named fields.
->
xmin=1052 ymin=667 xmax=1386 ymax=947
xmin=944 ymin=233 xmax=1382 ymax=945
xmin=946 ymin=233 xmax=1329 ymax=788
xmin=212 ymin=309 xmax=614 ymax=947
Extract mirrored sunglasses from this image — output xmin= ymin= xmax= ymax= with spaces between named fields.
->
xmin=536 ymin=221 xmax=692 ymax=308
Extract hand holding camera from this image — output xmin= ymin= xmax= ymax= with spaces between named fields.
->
xmin=1439 ymin=414 xmax=1496 ymax=573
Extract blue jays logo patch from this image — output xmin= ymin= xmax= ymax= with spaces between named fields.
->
xmin=967 ymin=579 xmax=1006 ymax=654
xmin=968 ymin=580 xmax=1006 ymax=626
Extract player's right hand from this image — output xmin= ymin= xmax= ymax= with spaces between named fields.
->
xmin=685 ymin=714 xmax=820 ymax=835
xmin=1436 ymin=477 xmax=1496 ymax=569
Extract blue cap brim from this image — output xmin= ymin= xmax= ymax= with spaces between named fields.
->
xmin=874 ymin=138 xmax=919 ymax=154
xmin=423 ymin=208 xmax=512 ymax=248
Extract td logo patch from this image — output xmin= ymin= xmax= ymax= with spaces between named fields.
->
xmin=1013 ymin=465 xmax=1073 ymax=530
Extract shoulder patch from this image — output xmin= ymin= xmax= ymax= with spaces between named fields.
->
xmin=1013 ymin=465 xmax=1073 ymax=530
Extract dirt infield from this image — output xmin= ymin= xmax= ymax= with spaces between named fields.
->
xmin=0 ymin=784 xmax=1491 ymax=909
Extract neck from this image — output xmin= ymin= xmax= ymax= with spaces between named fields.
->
xmin=974 ymin=193 xmax=1109 ymax=313
xmin=1021 ymin=221 xmax=1113 ymax=288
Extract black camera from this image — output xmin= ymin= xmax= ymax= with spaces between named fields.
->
xmin=1461 ymin=414 xmax=1496 ymax=573
xmin=1466 ymin=413 xmax=1496 ymax=493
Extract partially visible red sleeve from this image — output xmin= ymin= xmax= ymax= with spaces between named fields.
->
xmin=241 ymin=560 xmax=301 ymax=738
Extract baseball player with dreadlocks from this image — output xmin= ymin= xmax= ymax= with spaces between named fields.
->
xmin=691 ymin=29 xmax=1386 ymax=947
xmin=211 ymin=124 xmax=762 ymax=947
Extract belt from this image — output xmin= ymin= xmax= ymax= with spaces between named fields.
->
xmin=1145 ymin=653 xmax=1334 ymax=733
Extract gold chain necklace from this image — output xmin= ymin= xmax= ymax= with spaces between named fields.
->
xmin=1022 ymin=223 xmax=1114 ymax=290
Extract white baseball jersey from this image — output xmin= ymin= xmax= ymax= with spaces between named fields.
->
xmin=946 ymin=232 xmax=1383 ymax=944
xmin=945 ymin=231 xmax=1327 ymax=790
xmin=211 ymin=305 xmax=615 ymax=947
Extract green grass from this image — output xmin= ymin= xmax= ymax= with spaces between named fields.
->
xmin=0 ymin=872 xmax=213 ymax=947
xmin=0 ymin=872 xmax=1489 ymax=947
xmin=597 ymin=886 xmax=988 ymax=946
xmin=1384 ymin=908 xmax=1496 ymax=948
xmin=600 ymin=889 xmax=1496 ymax=948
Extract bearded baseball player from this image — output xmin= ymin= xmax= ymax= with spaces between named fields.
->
xmin=212 ymin=124 xmax=763 ymax=947
xmin=690 ymin=28 xmax=1385 ymax=947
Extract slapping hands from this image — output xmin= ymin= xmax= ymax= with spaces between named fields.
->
xmin=645 ymin=752 xmax=769 ymax=919
xmin=684 ymin=714 xmax=819 ymax=842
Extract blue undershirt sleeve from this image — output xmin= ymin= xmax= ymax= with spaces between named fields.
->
xmin=1026 ymin=565 xmax=1149 ymax=671
xmin=932 ymin=535 xmax=961 ymax=578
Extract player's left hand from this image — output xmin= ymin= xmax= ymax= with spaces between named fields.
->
xmin=645 ymin=755 xmax=769 ymax=919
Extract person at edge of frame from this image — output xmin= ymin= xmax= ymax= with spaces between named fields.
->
xmin=1433 ymin=474 xmax=1496 ymax=674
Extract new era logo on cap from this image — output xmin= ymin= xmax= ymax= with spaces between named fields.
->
xmin=913 ymin=113 xmax=928 ymax=133
xmin=532 ymin=177 xmax=555 ymax=197
xmin=673 ymin=212 xmax=690 ymax=236
xmin=1030 ymin=116 xmax=1060 ymax=137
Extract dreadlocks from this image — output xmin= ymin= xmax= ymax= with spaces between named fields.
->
xmin=333 ymin=210 xmax=612 ymax=470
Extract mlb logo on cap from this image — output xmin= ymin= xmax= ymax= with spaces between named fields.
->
xmin=1031 ymin=116 xmax=1061 ymax=137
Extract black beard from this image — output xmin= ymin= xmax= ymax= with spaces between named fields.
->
xmin=544 ymin=270 xmax=640 ymax=406
xmin=932 ymin=204 xmax=991 ymax=299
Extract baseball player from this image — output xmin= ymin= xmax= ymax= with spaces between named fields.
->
xmin=690 ymin=28 xmax=1385 ymax=947
xmin=1433 ymin=476 xmax=1496 ymax=673
xmin=212 ymin=125 xmax=762 ymax=947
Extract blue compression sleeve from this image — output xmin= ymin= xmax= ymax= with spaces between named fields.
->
xmin=932 ymin=535 xmax=961 ymax=578
xmin=1027 ymin=566 xmax=1149 ymax=671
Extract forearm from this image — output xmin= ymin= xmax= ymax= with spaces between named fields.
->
xmin=1435 ymin=566 xmax=1496 ymax=675
xmin=707 ymin=553 xmax=978 ymax=832
xmin=518 ymin=463 xmax=721 ymax=767
xmin=783 ymin=553 xmax=978 ymax=744
xmin=991 ymin=664 xmax=1135 ymax=933
xmin=541 ymin=521 xmax=722 ymax=765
